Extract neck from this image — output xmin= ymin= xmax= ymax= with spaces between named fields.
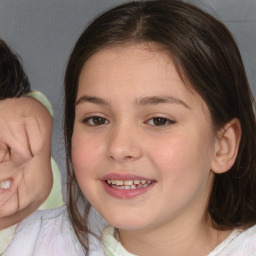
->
xmin=118 ymin=215 xmax=232 ymax=256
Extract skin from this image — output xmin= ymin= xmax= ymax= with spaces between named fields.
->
xmin=0 ymin=97 xmax=53 ymax=229
xmin=72 ymin=44 xmax=240 ymax=255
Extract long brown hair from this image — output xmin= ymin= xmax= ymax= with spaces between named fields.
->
xmin=64 ymin=0 xmax=256 ymax=253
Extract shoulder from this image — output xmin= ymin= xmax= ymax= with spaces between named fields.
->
xmin=4 ymin=206 xmax=108 ymax=256
xmin=228 ymin=224 xmax=256 ymax=254
xmin=210 ymin=224 xmax=256 ymax=256
xmin=232 ymin=224 xmax=256 ymax=254
xmin=15 ymin=205 xmax=68 ymax=234
xmin=3 ymin=206 xmax=84 ymax=256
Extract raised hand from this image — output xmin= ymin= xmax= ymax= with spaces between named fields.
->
xmin=0 ymin=96 xmax=53 ymax=229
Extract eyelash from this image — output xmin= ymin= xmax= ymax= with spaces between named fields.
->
xmin=146 ymin=117 xmax=175 ymax=127
xmin=82 ymin=115 xmax=175 ymax=127
xmin=82 ymin=116 xmax=109 ymax=126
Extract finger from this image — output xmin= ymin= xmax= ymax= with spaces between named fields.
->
xmin=24 ymin=104 xmax=53 ymax=157
xmin=0 ymin=142 xmax=11 ymax=163
xmin=5 ymin=120 xmax=33 ymax=164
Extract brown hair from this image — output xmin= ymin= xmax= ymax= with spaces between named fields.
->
xmin=64 ymin=0 xmax=256 ymax=252
xmin=0 ymin=39 xmax=30 ymax=99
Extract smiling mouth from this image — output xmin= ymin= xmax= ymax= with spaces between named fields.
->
xmin=106 ymin=179 xmax=153 ymax=190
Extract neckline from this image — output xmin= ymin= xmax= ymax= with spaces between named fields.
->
xmin=207 ymin=228 xmax=244 ymax=255
xmin=102 ymin=225 xmax=244 ymax=256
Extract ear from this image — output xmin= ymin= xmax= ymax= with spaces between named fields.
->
xmin=211 ymin=118 xmax=241 ymax=174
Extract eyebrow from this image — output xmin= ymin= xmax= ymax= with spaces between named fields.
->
xmin=76 ymin=95 xmax=190 ymax=109
xmin=136 ymin=96 xmax=191 ymax=109
xmin=76 ymin=95 xmax=110 ymax=106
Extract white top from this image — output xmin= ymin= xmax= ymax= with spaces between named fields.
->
xmin=3 ymin=206 xmax=256 ymax=255
xmin=102 ymin=225 xmax=256 ymax=256
xmin=3 ymin=206 xmax=108 ymax=256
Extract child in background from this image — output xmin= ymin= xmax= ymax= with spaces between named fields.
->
xmin=0 ymin=39 xmax=63 ymax=253
xmin=4 ymin=0 xmax=256 ymax=255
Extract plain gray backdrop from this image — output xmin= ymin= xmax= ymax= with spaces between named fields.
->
xmin=0 ymin=0 xmax=255 ymax=199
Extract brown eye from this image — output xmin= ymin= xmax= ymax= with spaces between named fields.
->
xmin=147 ymin=117 xmax=175 ymax=126
xmin=83 ymin=116 xmax=109 ymax=126
xmin=153 ymin=117 xmax=168 ymax=126
xmin=92 ymin=117 xmax=106 ymax=125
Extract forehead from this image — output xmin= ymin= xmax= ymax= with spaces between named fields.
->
xmin=81 ymin=45 xmax=176 ymax=87
xmin=77 ymin=44 xmax=205 ymax=108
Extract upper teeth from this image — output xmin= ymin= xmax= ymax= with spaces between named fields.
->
xmin=0 ymin=179 xmax=11 ymax=190
xmin=107 ymin=179 xmax=151 ymax=186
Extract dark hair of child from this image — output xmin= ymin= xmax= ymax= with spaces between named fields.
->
xmin=0 ymin=39 xmax=30 ymax=99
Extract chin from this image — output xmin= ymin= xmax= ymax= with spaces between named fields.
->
xmin=104 ymin=213 xmax=150 ymax=231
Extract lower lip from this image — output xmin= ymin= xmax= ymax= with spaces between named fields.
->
xmin=102 ymin=181 xmax=156 ymax=199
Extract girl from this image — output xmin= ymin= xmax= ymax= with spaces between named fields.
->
xmin=4 ymin=0 xmax=256 ymax=255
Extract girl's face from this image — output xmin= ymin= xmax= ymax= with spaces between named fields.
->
xmin=72 ymin=44 xmax=218 ymax=232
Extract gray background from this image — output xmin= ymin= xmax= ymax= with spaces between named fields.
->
xmin=0 ymin=0 xmax=255 ymax=199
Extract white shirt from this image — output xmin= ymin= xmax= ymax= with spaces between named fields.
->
xmin=102 ymin=225 xmax=256 ymax=256
xmin=3 ymin=206 xmax=256 ymax=256
xmin=3 ymin=206 xmax=107 ymax=256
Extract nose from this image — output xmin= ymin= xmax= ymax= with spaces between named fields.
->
xmin=106 ymin=125 xmax=142 ymax=163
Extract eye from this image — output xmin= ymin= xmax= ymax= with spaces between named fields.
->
xmin=83 ymin=116 xmax=109 ymax=126
xmin=147 ymin=117 xmax=175 ymax=126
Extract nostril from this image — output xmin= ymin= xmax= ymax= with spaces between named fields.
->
xmin=108 ymin=154 xmax=135 ymax=162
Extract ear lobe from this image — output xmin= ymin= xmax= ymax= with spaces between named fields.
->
xmin=211 ymin=118 xmax=241 ymax=174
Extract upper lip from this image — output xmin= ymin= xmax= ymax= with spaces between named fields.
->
xmin=101 ymin=173 xmax=154 ymax=181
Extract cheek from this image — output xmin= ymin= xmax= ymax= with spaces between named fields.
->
xmin=146 ymin=132 xmax=191 ymax=167
xmin=147 ymin=129 xmax=214 ymax=179
xmin=72 ymin=141 xmax=93 ymax=199
xmin=71 ymin=134 xmax=106 ymax=204
xmin=71 ymin=133 xmax=103 ymax=180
